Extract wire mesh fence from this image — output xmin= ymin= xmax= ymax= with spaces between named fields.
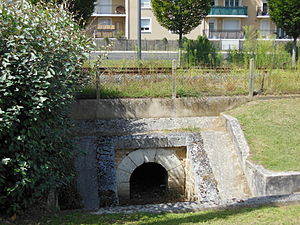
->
xmin=77 ymin=54 xmax=300 ymax=99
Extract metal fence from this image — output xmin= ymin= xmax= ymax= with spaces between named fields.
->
xmin=78 ymin=57 xmax=300 ymax=100
xmin=94 ymin=39 xmax=179 ymax=51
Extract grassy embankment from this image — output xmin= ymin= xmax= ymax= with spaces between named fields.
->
xmin=227 ymin=98 xmax=300 ymax=171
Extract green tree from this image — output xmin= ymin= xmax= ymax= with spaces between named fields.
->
xmin=0 ymin=0 xmax=91 ymax=216
xmin=268 ymin=0 xmax=300 ymax=63
xmin=151 ymin=0 xmax=212 ymax=65
xmin=30 ymin=0 xmax=97 ymax=26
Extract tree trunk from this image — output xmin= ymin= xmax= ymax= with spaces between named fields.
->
xmin=292 ymin=37 xmax=297 ymax=66
xmin=178 ymin=33 xmax=183 ymax=67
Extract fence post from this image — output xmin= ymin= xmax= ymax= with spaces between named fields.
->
xmin=249 ymin=58 xmax=255 ymax=97
xmin=96 ymin=69 xmax=100 ymax=100
xmin=172 ymin=59 xmax=177 ymax=99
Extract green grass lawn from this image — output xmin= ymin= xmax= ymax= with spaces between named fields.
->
xmin=33 ymin=204 xmax=300 ymax=225
xmin=227 ymin=98 xmax=300 ymax=171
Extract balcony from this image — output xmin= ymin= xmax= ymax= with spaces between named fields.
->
xmin=259 ymin=30 xmax=292 ymax=39
xmin=93 ymin=4 xmax=126 ymax=15
xmin=204 ymin=29 xmax=245 ymax=39
xmin=93 ymin=25 xmax=125 ymax=38
xmin=208 ymin=6 xmax=248 ymax=17
xmin=257 ymin=7 xmax=269 ymax=18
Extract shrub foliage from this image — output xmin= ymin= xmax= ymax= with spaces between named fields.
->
xmin=30 ymin=0 xmax=97 ymax=26
xmin=0 ymin=1 xmax=90 ymax=216
xmin=182 ymin=36 xmax=218 ymax=67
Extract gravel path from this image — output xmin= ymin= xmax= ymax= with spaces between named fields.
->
xmin=93 ymin=194 xmax=300 ymax=215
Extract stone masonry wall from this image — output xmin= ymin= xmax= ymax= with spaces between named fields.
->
xmin=75 ymin=130 xmax=222 ymax=209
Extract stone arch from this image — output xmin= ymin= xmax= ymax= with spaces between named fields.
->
xmin=116 ymin=148 xmax=185 ymax=202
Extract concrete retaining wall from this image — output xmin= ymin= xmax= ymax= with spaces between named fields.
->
xmin=72 ymin=97 xmax=250 ymax=120
xmin=222 ymin=114 xmax=300 ymax=197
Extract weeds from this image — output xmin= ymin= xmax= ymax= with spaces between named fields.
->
xmin=79 ymin=31 xmax=300 ymax=99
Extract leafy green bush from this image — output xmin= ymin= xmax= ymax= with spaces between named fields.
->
xmin=285 ymin=41 xmax=299 ymax=59
xmin=227 ymin=49 xmax=244 ymax=66
xmin=0 ymin=0 xmax=91 ymax=216
xmin=242 ymin=26 xmax=291 ymax=68
xmin=182 ymin=36 xmax=218 ymax=67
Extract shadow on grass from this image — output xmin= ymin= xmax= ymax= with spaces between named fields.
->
xmin=43 ymin=204 xmax=279 ymax=225
xmin=137 ymin=205 xmax=275 ymax=225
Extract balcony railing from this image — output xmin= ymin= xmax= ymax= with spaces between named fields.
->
xmin=203 ymin=29 xmax=292 ymax=40
xmin=208 ymin=6 xmax=248 ymax=16
xmin=93 ymin=4 xmax=126 ymax=15
xmin=259 ymin=30 xmax=292 ymax=39
xmin=204 ymin=29 xmax=245 ymax=39
xmin=257 ymin=7 xmax=269 ymax=17
xmin=93 ymin=25 xmax=125 ymax=38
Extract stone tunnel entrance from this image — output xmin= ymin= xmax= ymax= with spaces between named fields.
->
xmin=130 ymin=162 xmax=168 ymax=204
xmin=116 ymin=148 xmax=188 ymax=205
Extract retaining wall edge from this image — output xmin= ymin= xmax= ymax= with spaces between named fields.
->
xmin=221 ymin=113 xmax=300 ymax=197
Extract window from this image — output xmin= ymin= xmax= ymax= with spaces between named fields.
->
xmin=141 ymin=0 xmax=151 ymax=8
xmin=225 ymin=0 xmax=239 ymax=7
xmin=208 ymin=20 xmax=216 ymax=39
xmin=262 ymin=3 xmax=268 ymax=15
xmin=260 ymin=20 xmax=270 ymax=37
xmin=98 ymin=0 xmax=112 ymax=14
xmin=141 ymin=18 xmax=151 ymax=32
xmin=224 ymin=20 xmax=240 ymax=30
xmin=209 ymin=21 xmax=216 ymax=31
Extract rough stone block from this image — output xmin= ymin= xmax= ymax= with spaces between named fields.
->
xmin=155 ymin=149 xmax=182 ymax=171
xmin=116 ymin=169 xmax=131 ymax=184
xmin=118 ymin=156 xmax=136 ymax=173
xmin=167 ymin=136 xmax=187 ymax=147
xmin=127 ymin=150 xmax=145 ymax=167
xmin=141 ymin=149 xmax=157 ymax=163
xmin=168 ymin=165 xmax=186 ymax=180
xmin=117 ymin=182 xmax=130 ymax=199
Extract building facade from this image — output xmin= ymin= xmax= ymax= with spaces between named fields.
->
xmin=87 ymin=0 xmax=290 ymax=42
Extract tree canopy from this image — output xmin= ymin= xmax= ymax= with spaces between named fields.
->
xmin=151 ymin=0 xmax=211 ymax=45
xmin=151 ymin=0 xmax=211 ymax=65
xmin=268 ymin=0 xmax=300 ymax=41
xmin=30 ymin=0 xmax=97 ymax=26
xmin=268 ymin=0 xmax=300 ymax=62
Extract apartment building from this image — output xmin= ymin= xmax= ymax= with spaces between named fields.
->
xmin=87 ymin=0 xmax=290 ymax=43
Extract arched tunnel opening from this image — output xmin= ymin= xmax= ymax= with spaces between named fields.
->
xmin=130 ymin=162 xmax=168 ymax=204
